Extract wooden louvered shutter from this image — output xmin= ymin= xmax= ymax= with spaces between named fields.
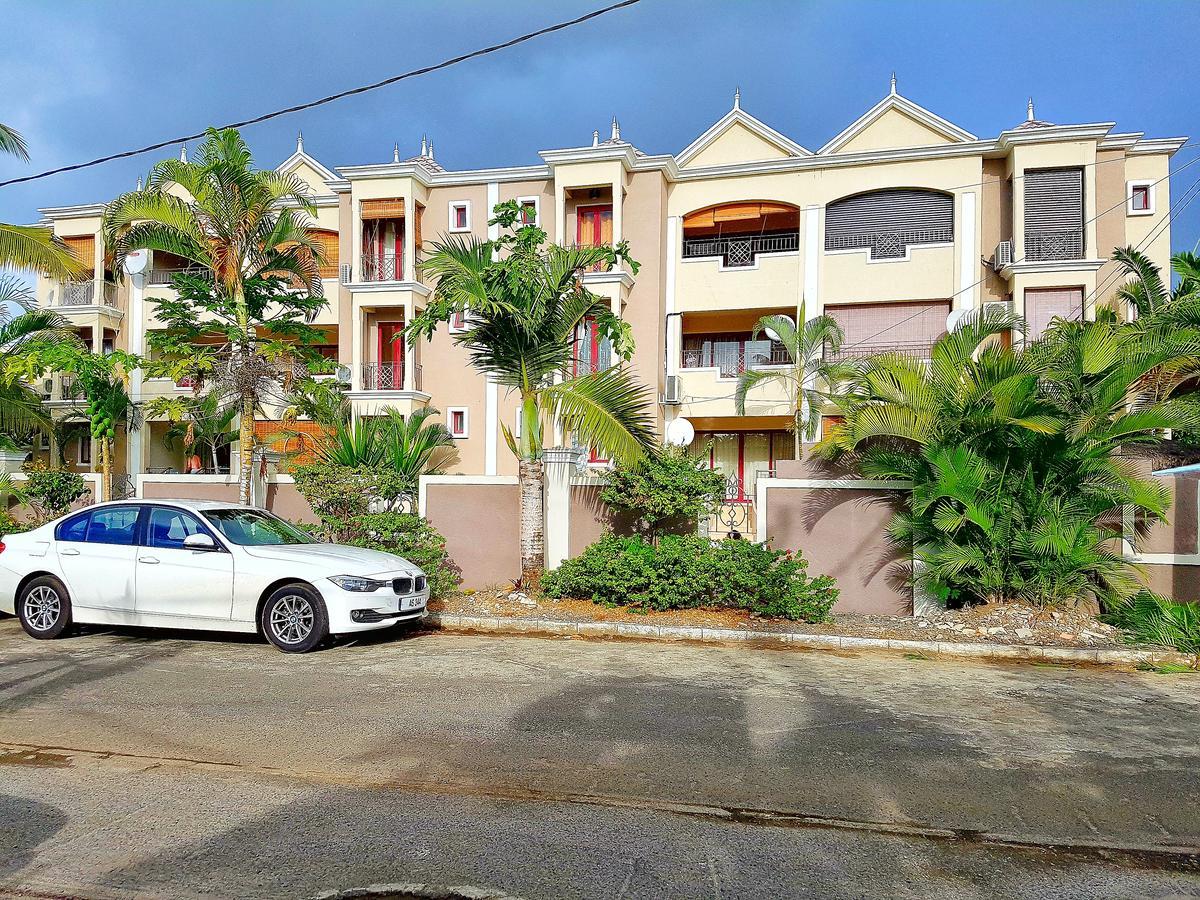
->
xmin=414 ymin=204 xmax=424 ymax=250
xmin=1024 ymin=288 xmax=1081 ymax=339
xmin=61 ymin=235 xmax=95 ymax=272
xmin=824 ymin=190 xmax=954 ymax=259
xmin=361 ymin=198 xmax=405 ymax=220
xmin=1023 ymin=169 xmax=1083 ymax=260
xmin=826 ymin=300 xmax=950 ymax=355
xmin=313 ymin=230 xmax=339 ymax=278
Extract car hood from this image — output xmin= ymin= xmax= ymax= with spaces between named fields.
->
xmin=241 ymin=542 xmax=418 ymax=576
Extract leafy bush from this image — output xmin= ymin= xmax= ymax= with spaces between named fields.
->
xmin=344 ymin=512 xmax=461 ymax=598
xmin=292 ymin=462 xmax=413 ymax=540
xmin=542 ymin=533 xmax=838 ymax=622
xmin=21 ymin=463 xmax=88 ymax=521
xmin=599 ymin=446 xmax=728 ymax=537
xmin=1104 ymin=591 xmax=1200 ymax=665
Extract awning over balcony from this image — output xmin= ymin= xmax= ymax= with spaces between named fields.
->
xmin=683 ymin=201 xmax=797 ymax=230
xmin=361 ymin=198 xmax=405 ymax=220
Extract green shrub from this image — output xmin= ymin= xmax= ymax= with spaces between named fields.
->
xmin=342 ymin=512 xmax=460 ymax=598
xmin=1105 ymin=591 xmax=1200 ymax=664
xmin=542 ymin=533 xmax=838 ymax=622
xmin=599 ymin=446 xmax=727 ymax=537
xmin=21 ymin=463 xmax=88 ymax=522
xmin=292 ymin=462 xmax=413 ymax=541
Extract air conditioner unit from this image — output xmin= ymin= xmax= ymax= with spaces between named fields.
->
xmin=339 ymin=263 xmax=352 ymax=284
xmin=661 ymin=374 xmax=682 ymax=405
xmin=993 ymin=240 xmax=1013 ymax=268
xmin=335 ymin=365 xmax=352 ymax=385
xmin=981 ymin=300 xmax=1013 ymax=317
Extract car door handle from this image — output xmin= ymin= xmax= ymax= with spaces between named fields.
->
xmin=60 ymin=548 xmax=80 ymax=556
xmin=139 ymin=557 xmax=160 ymax=565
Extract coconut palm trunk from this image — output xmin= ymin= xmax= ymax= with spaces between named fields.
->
xmin=239 ymin=394 xmax=255 ymax=505
xmin=518 ymin=458 xmax=545 ymax=588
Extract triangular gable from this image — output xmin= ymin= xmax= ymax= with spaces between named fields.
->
xmin=277 ymin=149 xmax=338 ymax=195
xmin=820 ymin=92 xmax=975 ymax=155
xmin=678 ymin=107 xmax=811 ymax=169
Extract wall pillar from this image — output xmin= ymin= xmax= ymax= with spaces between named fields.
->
xmin=249 ymin=449 xmax=282 ymax=509
xmin=542 ymin=446 xmax=582 ymax=570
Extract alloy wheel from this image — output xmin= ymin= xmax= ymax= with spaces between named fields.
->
xmin=24 ymin=585 xmax=62 ymax=632
xmin=269 ymin=595 xmax=315 ymax=645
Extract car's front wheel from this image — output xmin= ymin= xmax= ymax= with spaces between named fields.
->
xmin=17 ymin=576 xmax=73 ymax=640
xmin=261 ymin=584 xmax=328 ymax=653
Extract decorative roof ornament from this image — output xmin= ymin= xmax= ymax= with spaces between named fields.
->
xmin=733 ymin=86 xmax=741 ymax=110
xmin=1027 ymin=97 xmax=1035 ymax=121
xmin=611 ymin=116 xmax=620 ymax=142
xmin=179 ymin=144 xmax=188 ymax=163
xmin=889 ymin=72 xmax=897 ymax=95
xmin=135 ymin=175 xmax=143 ymax=192
xmin=1015 ymin=96 xmax=1054 ymax=131
xmin=393 ymin=143 xmax=400 ymax=163
xmin=296 ymin=130 xmax=304 ymax=154
xmin=428 ymin=141 xmax=435 ymax=160
xmin=592 ymin=129 xmax=599 ymax=148
xmin=420 ymin=134 xmax=428 ymax=157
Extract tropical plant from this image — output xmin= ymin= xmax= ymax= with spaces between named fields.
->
xmin=303 ymin=407 xmax=455 ymax=481
xmin=104 ymin=127 xmax=327 ymax=504
xmin=75 ymin=357 xmax=139 ymax=502
xmin=0 ymin=123 xmax=85 ymax=280
xmin=599 ymin=444 xmax=727 ymax=538
xmin=20 ymin=461 xmax=88 ymax=522
xmin=0 ymin=277 xmax=81 ymax=437
xmin=343 ymin=512 xmax=461 ymax=598
xmin=161 ymin=392 xmax=237 ymax=472
xmin=1112 ymin=246 xmax=1200 ymax=323
xmin=734 ymin=304 xmax=852 ymax=454
xmin=819 ymin=304 xmax=1200 ymax=608
xmin=1105 ymin=590 xmax=1200 ymax=667
xmin=407 ymin=200 xmax=657 ymax=587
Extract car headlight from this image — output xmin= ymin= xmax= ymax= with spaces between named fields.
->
xmin=328 ymin=575 xmax=383 ymax=592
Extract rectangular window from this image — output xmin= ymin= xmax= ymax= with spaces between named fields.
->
xmin=449 ymin=310 xmax=468 ymax=334
xmin=148 ymin=507 xmax=212 ymax=550
xmin=447 ymin=407 xmax=469 ymax=439
xmin=1024 ymin=287 xmax=1082 ymax=340
xmin=1023 ymin=168 xmax=1085 ymax=261
xmin=1128 ymin=181 xmax=1154 ymax=215
xmin=449 ymin=201 xmax=471 ymax=232
xmin=517 ymin=197 xmax=540 ymax=227
xmin=78 ymin=437 xmax=91 ymax=465
xmin=86 ymin=506 xmax=140 ymax=546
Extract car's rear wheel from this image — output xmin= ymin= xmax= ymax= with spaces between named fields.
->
xmin=261 ymin=584 xmax=328 ymax=653
xmin=17 ymin=576 xmax=73 ymax=640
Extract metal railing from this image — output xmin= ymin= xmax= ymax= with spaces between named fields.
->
xmin=59 ymin=280 xmax=118 ymax=308
xmin=1024 ymin=227 xmax=1085 ymax=261
xmin=681 ymin=339 xmax=790 ymax=377
xmin=824 ymin=227 xmax=954 ymax=260
xmin=822 ymin=339 xmax=937 ymax=362
xmin=361 ymin=256 xmax=402 ymax=282
xmin=147 ymin=267 xmax=207 ymax=285
xmin=361 ymin=362 xmax=405 ymax=390
xmin=681 ymin=231 xmax=799 ymax=268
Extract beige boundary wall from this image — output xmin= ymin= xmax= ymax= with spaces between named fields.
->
xmin=1125 ymin=471 xmax=1200 ymax=601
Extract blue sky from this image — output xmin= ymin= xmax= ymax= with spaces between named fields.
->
xmin=2 ymin=0 xmax=1198 ymax=260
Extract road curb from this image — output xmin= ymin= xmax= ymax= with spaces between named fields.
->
xmin=424 ymin=612 xmax=1191 ymax=669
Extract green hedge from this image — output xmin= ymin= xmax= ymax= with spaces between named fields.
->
xmin=542 ymin=533 xmax=838 ymax=622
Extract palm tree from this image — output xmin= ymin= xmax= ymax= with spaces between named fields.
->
xmin=1113 ymin=246 xmax=1200 ymax=321
xmin=733 ymin=304 xmax=850 ymax=455
xmin=0 ymin=123 xmax=84 ymax=280
xmin=103 ymin=127 xmax=325 ymax=504
xmin=409 ymin=201 xmax=657 ymax=587
xmin=162 ymin=392 xmax=237 ymax=472
xmin=0 ymin=276 xmax=81 ymax=437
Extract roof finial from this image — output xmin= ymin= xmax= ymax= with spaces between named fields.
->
xmin=180 ymin=144 xmax=188 ymax=163
xmin=889 ymin=72 xmax=897 ymax=95
xmin=420 ymin=134 xmax=428 ymax=157
xmin=1027 ymin=96 xmax=1035 ymax=121
xmin=296 ymin=130 xmax=304 ymax=154
xmin=733 ymin=86 xmax=741 ymax=110
xmin=136 ymin=175 xmax=143 ymax=192
xmin=428 ymin=141 xmax=435 ymax=160
xmin=393 ymin=142 xmax=400 ymax=163
xmin=611 ymin=116 xmax=620 ymax=142
xmin=592 ymin=129 xmax=599 ymax=148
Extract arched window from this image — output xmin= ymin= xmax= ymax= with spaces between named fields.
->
xmin=682 ymin=201 xmax=800 ymax=268
xmin=824 ymin=189 xmax=953 ymax=260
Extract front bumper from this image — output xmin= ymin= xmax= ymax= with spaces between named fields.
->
xmin=317 ymin=579 xmax=431 ymax=634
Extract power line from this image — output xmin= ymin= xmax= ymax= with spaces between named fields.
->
xmin=0 ymin=0 xmax=644 ymax=190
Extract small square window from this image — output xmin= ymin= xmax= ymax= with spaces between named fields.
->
xmin=1128 ymin=181 xmax=1154 ymax=215
xmin=449 ymin=201 xmax=471 ymax=233
xmin=1131 ymin=186 xmax=1150 ymax=211
xmin=448 ymin=310 xmax=468 ymax=334
xmin=447 ymin=407 xmax=469 ymax=439
xmin=517 ymin=196 xmax=540 ymax=227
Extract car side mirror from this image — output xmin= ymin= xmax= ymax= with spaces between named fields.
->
xmin=183 ymin=533 xmax=218 ymax=551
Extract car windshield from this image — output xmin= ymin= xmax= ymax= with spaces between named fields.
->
xmin=202 ymin=509 xmax=314 ymax=546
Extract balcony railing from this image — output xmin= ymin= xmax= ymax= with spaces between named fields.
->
xmin=681 ymin=231 xmax=799 ymax=268
xmin=822 ymin=339 xmax=937 ymax=363
xmin=361 ymin=362 xmax=405 ymax=391
xmin=361 ymin=256 xmax=402 ymax=282
xmin=147 ymin=267 xmax=207 ymax=285
xmin=1024 ymin=227 xmax=1084 ymax=262
xmin=59 ymin=280 xmax=117 ymax=308
xmin=825 ymin=227 xmax=954 ymax=260
xmin=682 ymin=339 xmax=790 ymax=378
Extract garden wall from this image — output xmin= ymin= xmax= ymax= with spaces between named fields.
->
xmin=420 ymin=476 xmax=520 ymax=590
xmin=1130 ymin=470 xmax=1200 ymax=603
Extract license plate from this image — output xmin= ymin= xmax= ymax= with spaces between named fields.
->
xmin=403 ymin=596 xmax=425 ymax=611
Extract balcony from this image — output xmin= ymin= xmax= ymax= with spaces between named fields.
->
xmin=822 ymin=338 xmax=937 ymax=363
xmin=58 ymin=280 xmax=117 ymax=308
xmin=1024 ymin=228 xmax=1084 ymax=262
xmin=147 ymin=266 xmax=207 ymax=285
xmin=825 ymin=227 xmax=953 ymax=260
xmin=681 ymin=231 xmax=799 ymax=268
xmin=361 ymin=257 xmax=402 ymax=283
xmin=361 ymin=362 xmax=403 ymax=390
xmin=682 ymin=337 xmax=789 ymax=377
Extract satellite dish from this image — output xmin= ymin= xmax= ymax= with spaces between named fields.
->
xmin=665 ymin=416 xmax=695 ymax=447
xmin=946 ymin=308 xmax=972 ymax=332
xmin=763 ymin=315 xmax=795 ymax=343
xmin=123 ymin=249 xmax=148 ymax=275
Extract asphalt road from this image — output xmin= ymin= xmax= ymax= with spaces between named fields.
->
xmin=0 ymin=616 xmax=1198 ymax=899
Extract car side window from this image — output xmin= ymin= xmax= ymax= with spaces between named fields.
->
xmin=56 ymin=512 xmax=90 ymax=542
xmin=85 ymin=506 xmax=141 ymax=546
xmin=147 ymin=507 xmax=212 ymax=550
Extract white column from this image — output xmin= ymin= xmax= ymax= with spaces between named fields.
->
xmin=664 ymin=216 xmax=681 ymax=379
xmin=542 ymin=446 xmax=580 ymax=570
xmin=126 ymin=269 xmax=146 ymax=480
xmin=611 ymin=178 xmax=623 ymax=248
xmin=957 ymin=191 xmax=977 ymax=311
xmin=803 ymin=205 xmax=820 ymax=314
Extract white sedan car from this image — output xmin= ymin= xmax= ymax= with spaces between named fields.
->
xmin=0 ymin=500 xmax=429 ymax=653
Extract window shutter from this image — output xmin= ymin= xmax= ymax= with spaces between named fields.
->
xmin=62 ymin=235 xmax=95 ymax=272
xmin=1023 ymin=169 xmax=1083 ymax=231
xmin=826 ymin=300 xmax=949 ymax=354
xmin=1024 ymin=288 xmax=1081 ymax=339
xmin=824 ymin=190 xmax=954 ymax=258
xmin=361 ymin=198 xmax=405 ymax=220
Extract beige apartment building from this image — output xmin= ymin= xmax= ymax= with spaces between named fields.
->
xmin=31 ymin=83 xmax=1185 ymax=507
